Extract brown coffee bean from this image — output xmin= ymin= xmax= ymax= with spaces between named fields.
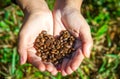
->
xmin=35 ymin=43 xmax=40 ymax=47
xmin=56 ymin=45 xmax=60 ymax=49
xmin=43 ymin=49 xmax=48 ymax=52
xmin=41 ymin=30 xmax=47 ymax=35
xmin=60 ymin=50 xmax=64 ymax=54
xmin=62 ymin=53 xmax=65 ymax=56
xmin=41 ymin=42 xmax=44 ymax=46
xmin=41 ymin=38 xmax=45 ymax=43
xmin=56 ymin=51 xmax=59 ymax=54
xmin=36 ymin=53 xmax=41 ymax=56
xmin=45 ymin=36 xmax=49 ymax=40
xmin=43 ymin=45 xmax=46 ymax=49
xmin=68 ymin=49 xmax=72 ymax=53
xmin=53 ymin=58 xmax=57 ymax=61
xmin=34 ymin=30 xmax=76 ymax=66
xmin=48 ymin=35 xmax=53 ymax=39
xmin=45 ymin=40 xmax=52 ymax=46
xmin=42 ymin=56 xmax=46 ymax=59
xmin=69 ymin=42 xmax=73 ymax=46
xmin=63 ymin=38 xmax=68 ymax=41
xmin=51 ymin=50 xmax=55 ymax=54
xmin=50 ymin=44 xmax=55 ymax=49
xmin=70 ymin=36 xmax=75 ymax=41
xmin=37 ymin=49 xmax=41 ymax=52
xmin=53 ymin=41 xmax=56 ymax=45
xmin=54 ymin=61 xmax=58 ymax=65
xmin=71 ymin=48 xmax=75 ymax=51
xmin=64 ymin=43 xmax=71 ymax=48
xmin=36 ymin=38 xmax=40 ymax=43
xmin=46 ymin=51 xmax=49 ymax=54
xmin=60 ymin=36 xmax=63 ymax=40
xmin=40 ymin=46 xmax=44 ymax=50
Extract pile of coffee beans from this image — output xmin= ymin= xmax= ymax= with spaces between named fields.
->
xmin=34 ymin=30 xmax=76 ymax=66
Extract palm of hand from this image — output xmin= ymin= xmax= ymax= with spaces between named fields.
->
xmin=53 ymin=9 xmax=92 ymax=76
xmin=18 ymin=11 xmax=58 ymax=75
xmin=18 ymin=8 xmax=92 ymax=76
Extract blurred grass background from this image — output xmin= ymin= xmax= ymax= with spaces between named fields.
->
xmin=0 ymin=0 xmax=120 ymax=79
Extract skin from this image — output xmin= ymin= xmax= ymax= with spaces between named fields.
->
xmin=17 ymin=0 xmax=93 ymax=76
xmin=53 ymin=0 xmax=93 ymax=76
xmin=17 ymin=0 xmax=58 ymax=75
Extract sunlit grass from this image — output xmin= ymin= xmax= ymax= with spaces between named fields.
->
xmin=0 ymin=0 xmax=120 ymax=79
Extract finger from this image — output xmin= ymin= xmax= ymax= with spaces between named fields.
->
xmin=65 ymin=60 xmax=73 ymax=75
xmin=27 ymin=51 xmax=45 ymax=72
xmin=61 ymin=58 xmax=69 ymax=76
xmin=44 ymin=62 xmax=54 ymax=72
xmin=18 ymin=48 xmax=27 ymax=65
xmin=18 ymin=36 xmax=27 ymax=65
xmin=70 ymin=49 xmax=84 ymax=71
xmin=79 ymin=23 xmax=93 ymax=58
xmin=83 ymin=40 xmax=93 ymax=58
xmin=56 ymin=64 xmax=61 ymax=71
xmin=51 ymin=67 xmax=58 ymax=76
xmin=53 ymin=11 xmax=66 ymax=36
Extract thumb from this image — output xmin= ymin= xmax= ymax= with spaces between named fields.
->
xmin=18 ymin=35 xmax=27 ymax=65
xmin=79 ymin=25 xmax=93 ymax=58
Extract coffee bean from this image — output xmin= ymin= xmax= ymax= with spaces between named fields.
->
xmin=60 ymin=37 xmax=63 ymax=40
xmin=56 ymin=51 xmax=59 ymax=54
xmin=36 ymin=38 xmax=40 ymax=43
xmin=53 ymin=41 xmax=56 ymax=45
xmin=34 ymin=30 xmax=76 ymax=66
xmin=56 ymin=45 xmax=60 ymax=49
xmin=53 ymin=58 xmax=57 ymax=61
xmin=36 ymin=53 xmax=41 ymax=56
xmin=46 ymin=51 xmax=49 ymax=54
xmin=51 ymin=49 xmax=56 ymax=54
xmin=54 ymin=62 xmax=58 ymax=65
xmin=41 ymin=38 xmax=45 ymax=43
xmin=40 ymin=46 xmax=44 ymax=50
xmin=41 ymin=30 xmax=47 ymax=35
xmin=43 ymin=49 xmax=48 ymax=52
xmin=64 ymin=43 xmax=71 ymax=48
xmin=37 ymin=49 xmax=41 ymax=52
xmin=62 ymin=53 xmax=65 ymax=56
xmin=50 ymin=44 xmax=55 ymax=49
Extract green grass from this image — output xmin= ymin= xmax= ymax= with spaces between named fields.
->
xmin=0 ymin=0 xmax=120 ymax=79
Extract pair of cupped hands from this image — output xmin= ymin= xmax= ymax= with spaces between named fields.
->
xmin=18 ymin=2 xmax=93 ymax=76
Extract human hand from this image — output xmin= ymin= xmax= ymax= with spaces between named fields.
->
xmin=53 ymin=1 xmax=93 ymax=76
xmin=18 ymin=10 xmax=58 ymax=75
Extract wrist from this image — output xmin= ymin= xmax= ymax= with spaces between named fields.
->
xmin=16 ymin=0 xmax=49 ymax=14
xmin=55 ymin=0 xmax=82 ymax=11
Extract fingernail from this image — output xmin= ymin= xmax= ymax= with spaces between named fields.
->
xmin=86 ymin=47 xmax=90 ymax=58
xmin=72 ymin=66 xmax=77 ymax=71
xmin=40 ymin=67 xmax=45 ymax=72
xmin=62 ymin=73 xmax=67 ymax=76
xmin=52 ymin=72 xmax=58 ymax=76
xmin=20 ymin=56 xmax=24 ymax=65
